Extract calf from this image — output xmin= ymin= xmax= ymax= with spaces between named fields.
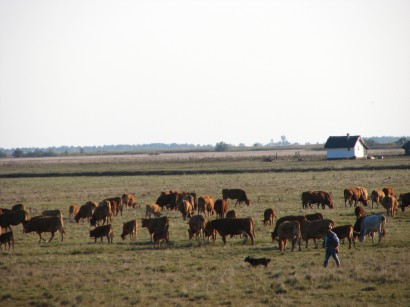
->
xmin=381 ymin=195 xmax=398 ymax=217
xmin=244 ymin=256 xmax=271 ymax=268
xmin=146 ymin=204 xmax=161 ymax=218
xmin=188 ymin=215 xmax=207 ymax=241
xmin=153 ymin=230 xmax=169 ymax=247
xmin=0 ymin=231 xmax=14 ymax=250
xmin=68 ymin=204 xmax=80 ymax=220
xmin=214 ymin=199 xmax=228 ymax=218
xmin=355 ymin=206 xmax=365 ymax=220
xmin=198 ymin=195 xmax=215 ymax=216
xmin=90 ymin=224 xmax=114 ymax=243
xmin=332 ymin=224 xmax=356 ymax=249
xmin=122 ymin=193 xmax=136 ymax=209
xmin=121 ymin=220 xmax=138 ymax=241
xmin=263 ymin=208 xmax=276 ymax=226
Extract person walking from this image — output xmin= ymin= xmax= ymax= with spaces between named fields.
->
xmin=323 ymin=225 xmax=340 ymax=268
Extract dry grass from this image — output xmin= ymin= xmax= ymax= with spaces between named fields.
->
xmin=0 ymin=152 xmax=409 ymax=306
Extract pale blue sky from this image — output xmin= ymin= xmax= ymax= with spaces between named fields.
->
xmin=1 ymin=0 xmax=409 ymax=148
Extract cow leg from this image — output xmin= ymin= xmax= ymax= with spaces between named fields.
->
xmin=48 ymin=231 xmax=55 ymax=243
xmin=371 ymin=232 xmax=375 ymax=244
xmin=222 ymin=235 xmax=227 ymax=245
xmin=38 ymin=232 xmax=46 ymax=243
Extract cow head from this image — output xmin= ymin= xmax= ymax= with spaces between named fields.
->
xmin=245 ymin=199 xmax=250 ymax=206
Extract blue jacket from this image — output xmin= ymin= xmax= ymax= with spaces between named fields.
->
xmin=323 ymin=230 xmax=340 ymax=249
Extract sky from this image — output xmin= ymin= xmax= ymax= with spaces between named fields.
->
xmin=0 ymin=0 xmax=409 ymax=149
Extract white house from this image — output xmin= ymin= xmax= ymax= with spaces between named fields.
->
xmin=324 ymin=134 xmax=369 ymax=160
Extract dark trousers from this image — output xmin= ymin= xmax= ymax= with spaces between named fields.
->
xmin=323 ymin=248 xmax=340 ymax=267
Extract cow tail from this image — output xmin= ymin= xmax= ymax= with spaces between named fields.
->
xmin=381 ymin=215 xmax=387 ymax=237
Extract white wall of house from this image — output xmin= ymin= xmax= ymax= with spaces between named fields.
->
xmin=326 ymin=141 xmax=367 ymax=159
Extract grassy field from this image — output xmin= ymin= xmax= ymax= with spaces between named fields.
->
xmin=0 ymin=152 xmax=409 ymax=306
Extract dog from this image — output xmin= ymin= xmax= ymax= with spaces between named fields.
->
xmin=244 ymin=256 xmax=271 ymax=268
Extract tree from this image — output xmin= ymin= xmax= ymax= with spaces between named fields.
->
xmin=215 ymin=142 xmax=229 ymax=152
xmin=12 ymin=148 xmax=24 ymax=158
xmin=396 ymin=137 xmax=407 ymax=146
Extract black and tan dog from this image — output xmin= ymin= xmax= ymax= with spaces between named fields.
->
xmin=244 ymin=256 xmax=271 ymax=268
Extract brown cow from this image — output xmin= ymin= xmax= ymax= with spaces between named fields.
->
xmin=344 ymin=187 xmax=369 ymax=207
xmin=301 ymin=191 xmax=334 ymax=209
xmin=197 ymin=195 xmax=215 ymax=216
xmin=145 ymin=204 xmax=161 ymax=218
xmin=222 ymin=189 xmax=250 ymax=206
xmin=263 ymin=208 xmax=276 ymax=226
xmin=226 ymin=210 xmax=238 ymax=219
xmin=300 ymin=219 xmax=334 ymax=249
xmin=153 ymin=230 xmax=169 ymax=247
xmin=105 ymin=197 xmax=123 ymax=216
xmin=271 ymin=215 xmax=307 ymax=241
xmin=74 ymin=201 xmax=97 ymax=223
xmin=399 ymin=193 xmax=410 ymax=212
xmin=178 ymin=199 xmax=194 ymax=220
xmin=122 ymin=193 xmax=137 ymax=209
xmin=383 ymin=187 xmax=397 ymax=199
xmin=214 ymin=199 xmax=228 ymax=218
xmin=68 ymin=204 xmax=80 ymax=220
xmin=141 ymin=216 xmax=169 ymax=241
xmin=23 ymin=216 xmax=65 ymax=243
xmin=277 ymin=221 xmax=301 ymax=254
xmin=188 ymin=215 xmax=207 ymax=240
xmin=121 ymin=220 xmax=138 ymax=241
xmin=381 ymin=195 xmax=398 ymax=217
xmin=0 ymin=210 xmax=30 ymax=231
xmin=0 ymin=231 xmax=14 ymax=250
xmin=204 ymin=218 xmax=256 ymax=245
xmin=355 ymin=206 xmax=365 ymax=220
xmin=371 ymin=190 xmax=385 ymax=209
xmin=90 ymin=224 xmax=113 ymax=243
xmin=332 ymin=225 xmax=356 ymax=249
xmin=90 ymin=205 xmax=112 ymax=226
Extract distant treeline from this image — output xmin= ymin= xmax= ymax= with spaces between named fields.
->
xmin=0 ymin=136 xmax=407 ymax=158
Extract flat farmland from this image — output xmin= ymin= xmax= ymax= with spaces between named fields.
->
xmin=0 ymin=151 xmax=409 ymax=306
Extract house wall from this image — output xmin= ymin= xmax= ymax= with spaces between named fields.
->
xmin=326 ymin=142 xmax=367 ymax=159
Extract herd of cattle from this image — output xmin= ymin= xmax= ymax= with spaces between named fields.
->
xmin=0 ymin=187 xmax=409 ymax=252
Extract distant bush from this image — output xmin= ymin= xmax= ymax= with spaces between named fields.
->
xmin=215 ymin=142 xmax=229 ymax=152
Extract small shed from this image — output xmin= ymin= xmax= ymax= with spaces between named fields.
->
xmin=324 ymin=134 xmax=369 ymax=160
xmin=402 ymin=141 xmax=410 ymax=156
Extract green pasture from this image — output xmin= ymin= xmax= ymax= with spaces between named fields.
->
xmin=0 ymin=155 xmax=409 ymax=306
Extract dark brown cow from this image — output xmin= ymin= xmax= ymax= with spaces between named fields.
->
xmin=0 ymin=231 xmax=14 ymax=250
xmin=344 ymin=187 xmax=369 ymax=207
xmin=371 ymin=190 xmax=385 ymax=209
xmin=11 ymin=203 xmax=25 ymax=211
xmin=277 ymin=221 xmax=301 ymax=254
xmin=156 ymin=192 xmax=179 ymax=210
xmin=153 ymin=230 xmax=169 ymax=247
xmin=226 ymin=210 xmax=238 ymax=219
xmin=104 ymin=197 xmax=123 ymax=216
xmin=271 ymin=215 xmax=307 ymax=241
xmin=141 ymin=216 xmax=169 ymax=241
xmin=122 ymin=193 xmax=137 ymax=209
xmin=332 ymin=225 xmax=356 ymax=249
xmin=90 ymin=224 xmax=113 ymax=243
xmin=301 ymin=191 xmax=334 ymax=209
xmin=23 ymin=216 xmax=65 ymax=243
xmin=263 ymin=208 xmax=276 ymax=226
xmin=305 ymin=213 xmax=323 ymax=221
xmin=90 ymin=205 xmax=112 ymax=226
xmin=399 ymin=193 xmax=410 ymax=212
xmin=121 ymin=220 xmax=138 ymax=241
xmin=214 ymin=199 xmax=228 ymax=218
xmin=355 ymin=206 xmax=365 ymax=220
xmin=222 ymin=189 xmax=250 ymax=206
xmin=204 ymin=218 xmax=255 ymax=245
xmin=74 ymin=201 xmax=97 ymax=223
xmin=383 ymin=187 xmax=397 ymax=199
xmin=0 ymin=210 xmax=30 ymax=231
xmin=300 ymin=219 xmax=334 ymax=249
